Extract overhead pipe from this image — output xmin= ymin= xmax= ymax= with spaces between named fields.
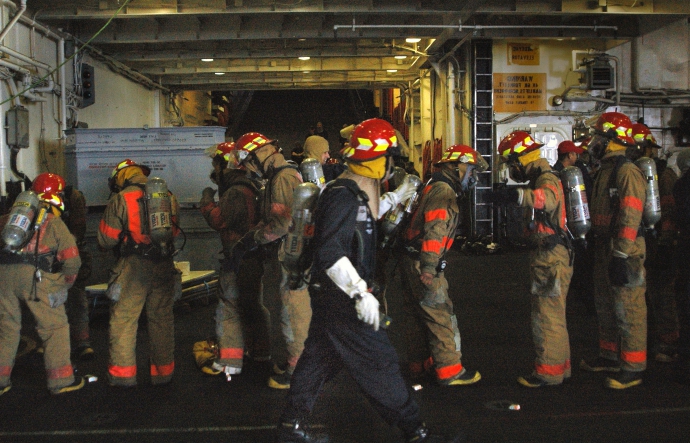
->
xmin=0 ymin=57 xmax=30 ymax=75
xmin=0 ymin=0 xmax=26 ymax=44
xmin=334 ymin=18 xmax=617 ymax=34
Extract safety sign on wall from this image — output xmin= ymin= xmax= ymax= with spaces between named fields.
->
xmin=507 ymin=43 xmax=540 ymax=65
xmin=493 ymin=73 xmax=546 ymax=112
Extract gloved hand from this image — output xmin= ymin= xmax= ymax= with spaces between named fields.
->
xmin=486 ymin=187 xmax=520 ymax=205
xmin=608 ymin=251 xmax=630 ymax=286
xmin=354 ymin=292 xmax=380 ymax=331
xmin=200 ymin=187 xmax=217 ymax=206
xmin=379 ymin=177 xmax=418 ymax=215
xmin=226 ymin=231 xmax=258 ymax=273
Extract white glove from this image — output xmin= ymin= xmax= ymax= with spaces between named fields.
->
xmin=354 ymin=292 xmax=380 ymax=331
xmin=379 ymin=175 xmax=418 ymax=215
xmin=326 ymin=257 xmax=368 ymax=298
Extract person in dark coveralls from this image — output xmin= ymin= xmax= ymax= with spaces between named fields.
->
xmin=276 ymin=118 xmax=457 ymax=443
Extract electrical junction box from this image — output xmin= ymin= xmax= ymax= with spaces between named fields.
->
xmin=586 ymin=58 xmax=614 ymax=90
xmin=6 ymin=107 xmax=30 ymax=148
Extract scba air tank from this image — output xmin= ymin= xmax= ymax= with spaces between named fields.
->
xmin=560 ymin=166 xmax=591 ymax=240
xmin=380 ymin=174 xmax=423 ymax=246
xmin=2 ymin=190 xmax=40 ymax=251
xmin=634 ymin=156 xmax=661 ymax=229
xmin=283 ymin=182 xmax=321 ymax=288
xmin=145 ymin=177 xmax=173 ymax=251
xmin=299 ymin=158 xmax=326 ymax=189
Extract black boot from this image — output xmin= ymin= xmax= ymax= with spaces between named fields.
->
xmin=406 ymin=424 xmax=463 ymax=443
xmin=276 ymin=419 xmax=329 ymax=443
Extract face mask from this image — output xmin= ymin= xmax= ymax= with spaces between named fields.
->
xmin=459 ymin=165 xmax=477 ymax=192
xmin=587 ymin=134 xmax=610 ymax=160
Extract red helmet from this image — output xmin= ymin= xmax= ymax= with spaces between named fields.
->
xmin=435 ymin=145 xmax=488 ymax=171
xmin=32 ymin=173 xmax=65 ymax=195
xmin=631 ymin=123 xmax=660 ymax=148
xmin=213 ymin=141 xmax=239 ymax=163
xmin=592 ymin=112 xmax=635 ymax=146
xmin=38 ymin=192 xmax=65 ymax=212
xmin=342 ymin=118 xmax=397 ymax=162
xmin=497 ymin=131 xmax=543 ymax=158
xmin=235 ymin=132 xmax=277 ymax=163
xmin=110 ymin=159 xmax=151 ymax=179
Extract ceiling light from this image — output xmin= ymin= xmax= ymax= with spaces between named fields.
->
xmin=298 ymin=56 xmax=311 ymax=61
xmin=303 ymin=71 xmax=311 ymax=74
xmin=298 ymin=38 xmax=306 ymax=42
xmin=201 ymin=58 xmax=214 ymax=62
xmin=405 ymin=38 xmax=421 ymax=43
xmin=387 ymin=69 xmax=398 ymax=73
xmin=214 ymin=72 xmax=225 ymax=75
xmin=394 ymin=55 xmax=407 ymax=59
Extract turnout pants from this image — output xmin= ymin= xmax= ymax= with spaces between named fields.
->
xmin=0 ymin=264 xmax=75 ymax=390
xmin=216 ymin=253 xmax=271 ymax=367
xmin=398 ymin=255 xmax=463 ymax=380
xmin=529 ymin=244 xmax=573 ymax=383
xmin=67 ymin=247 xmax=92 ymax=349
xmin=274 ymin=249 xmax=312 ymax=370
xmin=593 ymin=237 xmax=648 ymax=371
xmin=106 ymin=254 xmax=176 ymax=386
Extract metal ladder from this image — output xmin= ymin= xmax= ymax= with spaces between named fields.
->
xmin=471 ymin=40 xmax=494 ymax=240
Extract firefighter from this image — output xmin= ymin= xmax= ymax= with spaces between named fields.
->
xmin=672 ymin=148 xmax=690 ymax=377
xmin=398 ymin=144 xmax=486 ymax=386
xmin=98 ymin=159 xmax=181 ymax=387
xmin=579 ymin=112 xmax=648 ymax=389
xmin=490 ymin=131 xmax=574 ymax=387
xmin=303 ymin=135 xmax=345 ymax=182
xmin=230 ymin=132 xmax=308 ymax=389
xmin=630 ymin=123 xmax=680 ymax=363
xmin=554 ymin=141 xmax=595 ymax=315
xmin=32 ymin=173 xmax=94 ymax=361
xmin=198 ymin=142 xmax=270 ymax=376
xmin=277 ymin=118 xmax=454 ymax=443
xmin=0 ymin=183 xmax=84 ymax=395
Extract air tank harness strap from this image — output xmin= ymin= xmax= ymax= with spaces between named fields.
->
xmin=119 ymin=240 xmax=169 ymax=259
xmin=0 ymin=250 xmax=60 ymax=272
xmin=536 ymin=170 xmax=574 ymax=265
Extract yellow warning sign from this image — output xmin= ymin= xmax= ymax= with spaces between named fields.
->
xmin=508 ymin=43 xmax=540 ymax=65
xmin=493 ymin=73 xmax=547 ymax=113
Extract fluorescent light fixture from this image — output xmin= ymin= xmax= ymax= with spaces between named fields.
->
xmin=405 ymin=37 xmax=421 ymax=43
xmin=387 ymin=69 xmax=398 ymax=73
xmin=298 ymin=56 xmax=311 ymax=61
xmin=394 ymin=55 xmax=407 ymax=59
xmin=303 ymin=71 xmax=311 ymax=74
xmin=201 ymin=58 xmax=214 ymax=62
xmin=298 ymin=38 xmax=306 ymax=42
xmin=214 ymin=72 xmax=225 ymax=75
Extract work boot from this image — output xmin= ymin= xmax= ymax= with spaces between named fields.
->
xmin=580 ymin=357 xmax=620 ymax=372
xmin=50 ymin=376 xmax=85 ymax=395
xmin=605 ymin=370 xmax=643 ymax=389
xmin=517 ymin=374 xmax=561 ymax=388
xmin=74 ymin=344 xmax=95 ymax=361
xmin=654 ymin=343 xmax=679 ymax=363
xmin=269 ymin=370 xmax=292 ymax=389
xmin=406 ymin=424 xmax=462 ymax=443
xmin=276 ymin=419 xmax=329 ymax=443
xmin=0 ymin=383 xmax=11 ymax=397
xmin=438 ymin=368 xmax=481 ymax=386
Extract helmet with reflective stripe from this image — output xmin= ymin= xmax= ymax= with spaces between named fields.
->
xmin=37 ymin=191 xmax=65 ymax=212
xmin=631 ymin=123 xmax=660 ymax=148
xmin=592 ymin=112 xmax=635 ymax=146
xmin=235 ymin=132 xmax=277 ymax=163
xmin=342 ymin=118 xmax=397 ymax=162
xmin=435 ymin=144 xmax=488 ymax=172
xmin=497 ymin=131 xmax=544 ymax=159
xmin=206 ymin=142 xmax=236 ymax=162
xmin=110 ymin=159 xmax=151 ymax=179
xmin=32 ymin=173 xmax=66 ymax=195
